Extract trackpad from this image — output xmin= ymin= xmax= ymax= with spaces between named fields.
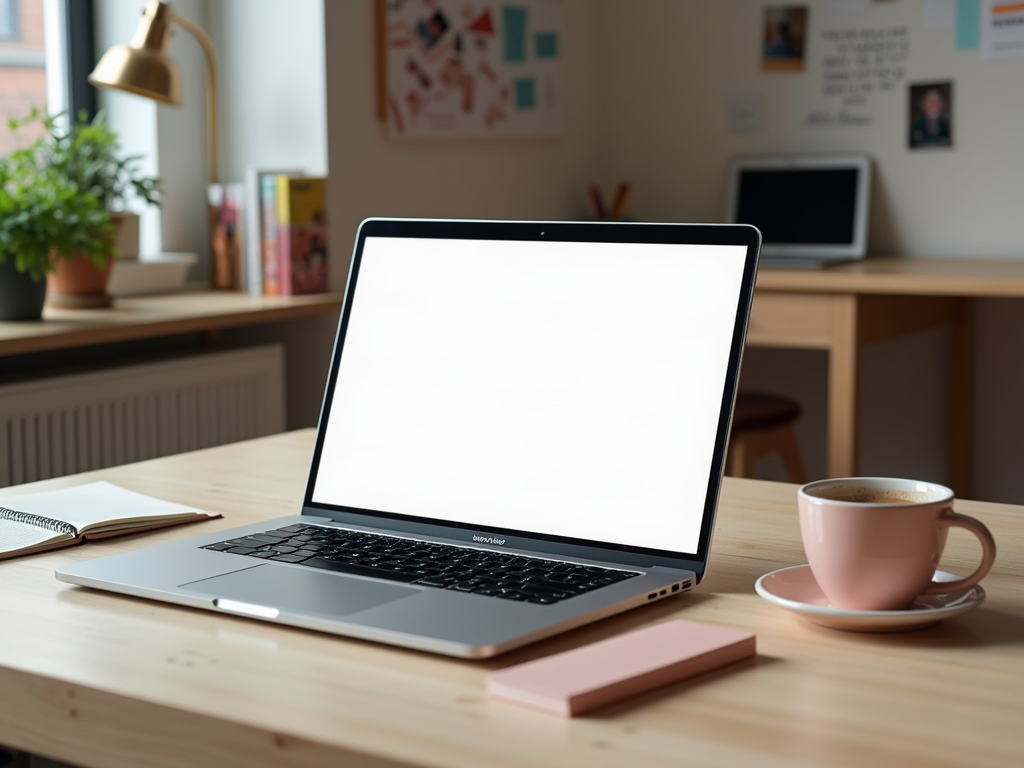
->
xmin=182 ymin=564 xmax=419 ymax=618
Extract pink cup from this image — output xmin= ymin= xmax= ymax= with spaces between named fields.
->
xmin=798 ymin=478 xmax=996 ymax=611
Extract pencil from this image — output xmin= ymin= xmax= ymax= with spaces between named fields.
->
xmin=610 ymin=182 xmax=633 ymax=220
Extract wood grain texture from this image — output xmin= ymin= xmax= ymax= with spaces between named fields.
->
xmin=1 ymin=431 xmax=1021 ymax=767
xmin=754 ymin=257 xmax=1024 ymax=297
xmin=0 ymin=292 xmax=343 ymax=357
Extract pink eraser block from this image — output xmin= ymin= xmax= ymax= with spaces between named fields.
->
xmin=486 ymin=619 xmax=755 ymax=717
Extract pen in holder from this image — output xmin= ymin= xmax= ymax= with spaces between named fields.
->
xmin=587 ymin=182 xmax=634 ymax=221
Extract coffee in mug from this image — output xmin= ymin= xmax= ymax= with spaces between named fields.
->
xmin=798 ymin=478 xmax=996 ymax=611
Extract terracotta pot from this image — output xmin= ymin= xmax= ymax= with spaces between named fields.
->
xmin=0 ymin=257 xmax=47 ymax=321
xmin=44 ymin=213 xmax=133 ymax=308
xmin=48 ymin=253 xmax=113 ymax=295
xmin=47 ymin=253 xmax=114 ymax=308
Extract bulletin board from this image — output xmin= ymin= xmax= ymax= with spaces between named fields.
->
xmin=378 ymin=0 xmax=561 ymax=139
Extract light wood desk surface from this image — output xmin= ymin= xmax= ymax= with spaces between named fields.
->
xmin=749 ymin=257 xmax=1024 ymax=493
xmin=755 ymin=256 xmax=1024 ymax=297
xmin=1 ymin=430 xmax=1021 ymax=768
xmin=0 ymin=291 xmax=344 ymax=358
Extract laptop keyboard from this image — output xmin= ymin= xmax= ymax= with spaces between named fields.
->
xmin=202 ymin=524 xmax=641 ymax=605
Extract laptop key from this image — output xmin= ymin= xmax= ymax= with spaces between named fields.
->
xmin=413 ymin=577 xmax=450 ymax=588
xmin=269 ymin=553 xmax=308 ymax=563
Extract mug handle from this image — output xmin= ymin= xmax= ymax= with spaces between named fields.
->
xmin=920 ymin=509 xmax=997 ymax=596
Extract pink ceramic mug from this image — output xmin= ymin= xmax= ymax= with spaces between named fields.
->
xmin=797 ymin=478 xmax=996 ymax=611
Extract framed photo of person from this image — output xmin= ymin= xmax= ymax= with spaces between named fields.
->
xmin=762 ymin=6 xmax=808 ymax=71
xmin=909 ymin=81 xmax=953 ymax=149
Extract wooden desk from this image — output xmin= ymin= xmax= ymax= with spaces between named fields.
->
xmin=0 ymin=290 xmax=344 ymax=358
xmin=1 ymin=430 xmax=1021 ymax=767
xmin=750 ymin=257 xmax=1024 ymax=493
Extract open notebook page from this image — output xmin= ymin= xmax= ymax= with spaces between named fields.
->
xmin=0 ymin=517 xmax=72 ymax=554
xmin=0 ymin=481 xmax=210 ymax=536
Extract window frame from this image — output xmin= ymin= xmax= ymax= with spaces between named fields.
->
xmin=0 ymin=0 xmax=19 ymax=42
xmin=63 ymin=0 xmax=96 ymax=119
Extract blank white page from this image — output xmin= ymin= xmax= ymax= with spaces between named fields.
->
xmin=312 ymin=237 xmax=747 ymax=554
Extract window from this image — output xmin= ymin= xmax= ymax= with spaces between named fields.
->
xmin=0 ymin=0 xmax=94 ymax=156
xmin=0 ymin=0 xmax=19 ymax=41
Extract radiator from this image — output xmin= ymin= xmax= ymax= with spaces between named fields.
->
xmin=0 ymin=344 xmax=286 ymax=487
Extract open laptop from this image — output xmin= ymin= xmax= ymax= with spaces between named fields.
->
xmin=57 ymin=218 xmax=761 ymax=658
xmin=724 ymin=153 xmax=871 ymax=268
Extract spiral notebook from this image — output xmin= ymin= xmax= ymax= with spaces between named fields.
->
xmin=0 ymin=481 xmax=220 ymax=560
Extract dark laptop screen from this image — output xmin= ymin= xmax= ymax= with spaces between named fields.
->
xmin=308 ymin=221 xmax=758 ymax=561
xmin=736 ymin=168 xmax=859 ymax=245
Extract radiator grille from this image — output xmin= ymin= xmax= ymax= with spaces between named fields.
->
xmin=1 ymin=345 xmax=285 ymax=487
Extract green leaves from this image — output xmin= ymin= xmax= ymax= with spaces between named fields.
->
xmin=0 ymin=108 xmax=158 ymax=279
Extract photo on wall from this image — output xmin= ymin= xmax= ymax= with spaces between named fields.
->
xmin=908 ymin=81 xmax=953 ymax=149
xmin=762 ymin=6 xmax=808 ymax=71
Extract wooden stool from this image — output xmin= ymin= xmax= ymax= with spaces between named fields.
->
xmin=727 ymin=392 xmax=808 ymax=484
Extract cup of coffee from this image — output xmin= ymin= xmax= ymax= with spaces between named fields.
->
xmin=797 ymin=477 xmax=996 ymax=611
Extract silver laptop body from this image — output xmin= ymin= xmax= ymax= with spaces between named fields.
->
xmin=57 ymin=218 xmax=761 ymax=658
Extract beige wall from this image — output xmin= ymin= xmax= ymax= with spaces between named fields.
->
xmin=321 ymin=1 xmax=1024 ymax=502
xmin=604 ymin=1 xmax=1024 ymax=500
xmin=323 ymin=1 xmax=606 ymax=287
xmin=603 ymin=0 xmax=1024 ymax=257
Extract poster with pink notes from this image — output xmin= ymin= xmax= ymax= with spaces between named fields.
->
xmin=382 ymin=0 xmax=561 ymax=139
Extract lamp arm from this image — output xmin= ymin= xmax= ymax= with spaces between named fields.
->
xmin=170 ymin=9 xmax=219 ymax=184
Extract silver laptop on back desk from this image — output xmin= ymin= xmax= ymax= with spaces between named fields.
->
xmin=57 ymin=218 xmax=761 ymax=658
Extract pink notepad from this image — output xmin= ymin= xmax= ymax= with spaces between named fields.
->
xmin=487 ymin=619 xmax=755 ymax=716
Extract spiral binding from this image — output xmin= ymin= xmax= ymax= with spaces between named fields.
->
xmin=0 ymin=506 xmax=77 ymax=538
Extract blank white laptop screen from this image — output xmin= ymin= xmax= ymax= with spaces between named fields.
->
xmin=312 ymin=236 xmax=748 ymax=555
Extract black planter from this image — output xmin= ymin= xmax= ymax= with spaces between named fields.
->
xmin=0 ymin=257 xmax=47 ymax=321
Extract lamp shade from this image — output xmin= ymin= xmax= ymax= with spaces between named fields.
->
xmin=89 ymin=44 xmax=181 ymax=104
xmin=89 ymin=1 xmax=181 ymax=104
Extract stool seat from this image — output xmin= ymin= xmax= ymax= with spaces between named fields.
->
xmin=727 ymin=392 xmax=807 ymax=484
xmin=731 ymin=393 xmax=802 ymax=432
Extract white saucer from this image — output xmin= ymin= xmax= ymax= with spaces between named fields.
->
xmin=755 ymin=565 xmax=985 ymax=632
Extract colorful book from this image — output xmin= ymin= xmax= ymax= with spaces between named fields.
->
xmin=244 ymin=167 xmax=302 ymax=296
xmin=0 ymin=482 xmax=220 ymax=560
xmin=260 ymin=174 xmax=283 ymax=295
xmin=276 ymin=175 xmax=328 ymax=295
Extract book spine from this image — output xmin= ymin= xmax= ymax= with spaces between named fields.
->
xmin=261 ymin=174 xmax=281 ymax=296
xmin=277 ymin=177 xmax=328 ymax=295
xmin=244 ymin=168 xmax=264 ymax=296
xmin=0 ymin=506 xmax=77 ymax=537
xmin=276 ymin=175 xmax=294 ymax=296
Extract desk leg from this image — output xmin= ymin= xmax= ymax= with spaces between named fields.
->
xmin=828 ymin=296 xmax=859 ymax=478
xmin=947 ymin=298 xmax=973 ymax=496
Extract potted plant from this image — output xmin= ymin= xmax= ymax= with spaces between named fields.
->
xmin=0 ymin=125 xmax=111 ymax=320
xmin=0 ymin=108 xmax=160 ymax=313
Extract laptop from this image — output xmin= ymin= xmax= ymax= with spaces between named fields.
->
xmin=724 ymin=153 xmax=871 ymax=268
xmin=57 ymin=218 xmax=761 ymax=659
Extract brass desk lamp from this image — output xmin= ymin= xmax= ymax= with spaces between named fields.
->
xmin=90 ymin=0 xmax=220 ymax=184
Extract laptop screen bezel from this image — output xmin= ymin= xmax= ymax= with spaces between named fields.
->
xmin=301 ymin=218 xmax=761 ymax=580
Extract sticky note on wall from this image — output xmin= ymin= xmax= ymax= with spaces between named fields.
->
xmin=956 ymin=0 xmax=980 ymax=49
xmin=535 ymin=32 xmax=558 ymax=58
xmin=504 ymin=6 xmax=528 ymax=61
xmin=514 ymin=78 xmax=536 ymax=109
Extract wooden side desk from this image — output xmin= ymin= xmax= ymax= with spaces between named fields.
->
xmin=1 ymin=430 xmax=1021 ymax=768
xmin=750 ymin=258 xmax=1024 ymax=493
xmin=0 ymin=290 xmax=344 ymax=357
